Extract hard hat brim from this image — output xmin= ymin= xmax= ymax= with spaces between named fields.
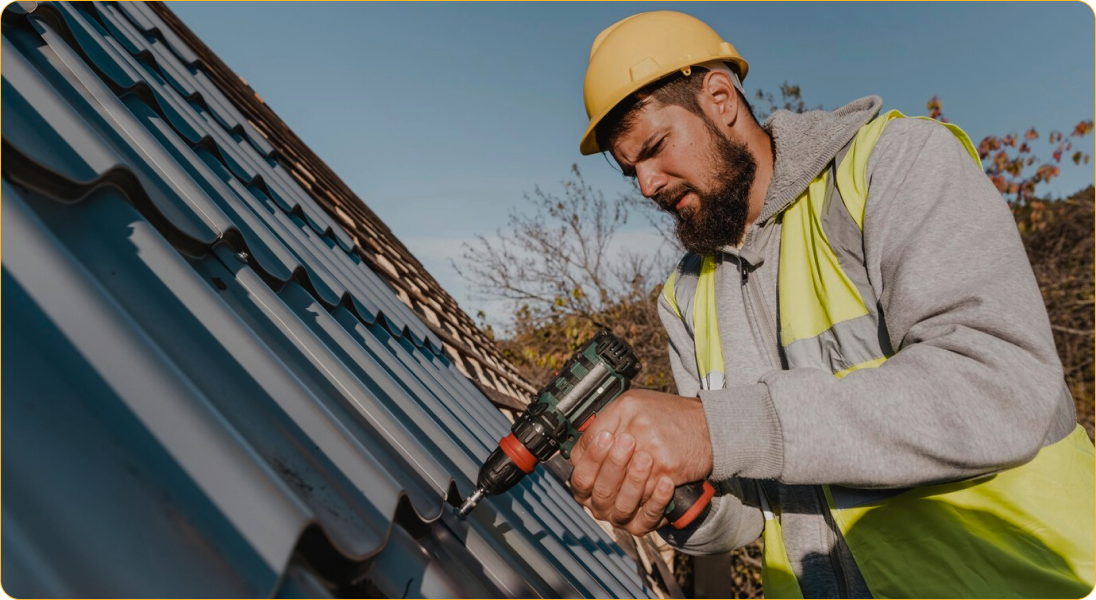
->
xmin=579 ymin=55 xmax=749 ymax=156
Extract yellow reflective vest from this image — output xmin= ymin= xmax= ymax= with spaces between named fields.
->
xmin=663 ymin=111 xmax=1095 ymax=598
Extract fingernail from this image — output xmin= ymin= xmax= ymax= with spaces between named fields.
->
xmin=659 ymin=477 xmax=673 ymax=492
xmin=597 ymin=431 xmax=612 ymax=448
xmin=633 ymin=452 xmax=651 ymax=469
xmin=617 ymin=433 xmax=635 ymax=449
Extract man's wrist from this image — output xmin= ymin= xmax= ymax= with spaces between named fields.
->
xmin=698 ymin=383 xmax=783 ymax=481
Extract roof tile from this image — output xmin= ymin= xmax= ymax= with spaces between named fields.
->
xmin=2 ymin=3 xmax=652 ymax=597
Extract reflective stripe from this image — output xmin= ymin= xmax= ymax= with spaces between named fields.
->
xmin=694 ymin=256 xmax=724 ymax=386
xmin=664 ymin=254 xmax=704 ymax=326
xmin=662 ymin=270 xmax=681 ymax=319
xmin=757 ymin=481 xmax=805 ymax=599
xmin=778 ymin=174 xmax=870 ymax=347
xmin=662 ymin=254 xmax=724 ymax=390
xmin=702 ymin=371 xmax=724 ymax=390
xmin=783 ymin=313 xmax=887 ymax=374
xmin=757 ymin=481 xmax=776 ymax=521
xmin=821 ymin=159 xmax=894 ymax=361
xmin=834 ymin=356 xmax=887 ymax=379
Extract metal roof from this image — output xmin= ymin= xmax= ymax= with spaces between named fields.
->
xmin=140 ymin=2 xmax=539 ymax=412
xmin=1 ymin=2 xmax=653 ymax=597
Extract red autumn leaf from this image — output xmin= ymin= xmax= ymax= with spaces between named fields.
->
xmin=927 ymin=96 xmax=943 ymax=120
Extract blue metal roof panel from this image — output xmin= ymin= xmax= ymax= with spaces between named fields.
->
xmin=26 ymin=0 xmax=441 ymax=350
xmin=2 ymin=2 xmax=652 ymax=597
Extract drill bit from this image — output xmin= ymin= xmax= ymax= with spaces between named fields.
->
xmin=457 ymin=487 xmax=486 ymax=519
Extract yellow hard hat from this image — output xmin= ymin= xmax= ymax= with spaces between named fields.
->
xmin=580 ymin=11 xmax=749 ymax=155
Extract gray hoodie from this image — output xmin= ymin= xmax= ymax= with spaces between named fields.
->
xmin=656 ymin=96 xmax=1078 ymax=597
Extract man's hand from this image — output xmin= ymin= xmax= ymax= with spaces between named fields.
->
xmin=568 ymin=389 xmax=712 ymax=536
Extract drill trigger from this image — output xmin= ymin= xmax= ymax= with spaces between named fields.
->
xmin=577 ymin=414 xmax=596 ymax=432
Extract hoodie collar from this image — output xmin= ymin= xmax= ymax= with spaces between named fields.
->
xmin=755 ymin=96 xmax=883 ymax=225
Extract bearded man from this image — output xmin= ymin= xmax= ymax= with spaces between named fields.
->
xmin=567 ymin=10 xmax=1095 ymax=598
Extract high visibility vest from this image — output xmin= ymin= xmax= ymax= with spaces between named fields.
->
xmin=663 ymin=111 xmax=1095 ymax=598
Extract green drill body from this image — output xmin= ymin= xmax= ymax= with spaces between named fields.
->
xmin=458 ymin=330 xmax=714 ymax=528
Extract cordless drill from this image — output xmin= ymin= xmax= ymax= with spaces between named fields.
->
xmin=457 ymin=329 xmax=715 ymax=529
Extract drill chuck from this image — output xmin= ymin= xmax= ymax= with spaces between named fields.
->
xmin=456 ymin=429 xmax=547 ymax=517
xmin=457 ymin=488 xmax=485 ymax=519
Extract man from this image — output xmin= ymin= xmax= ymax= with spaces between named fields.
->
xmin=568 ymin=10 xmax=1094 ymax=598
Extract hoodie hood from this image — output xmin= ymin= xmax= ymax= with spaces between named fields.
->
xmin=756 ymin=96 xmax=883 ymax=225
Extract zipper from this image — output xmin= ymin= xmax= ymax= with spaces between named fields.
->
xmin=739 ymin=255 xmax=782 ymax=371
xmin=817 ymin=486 xmax=850 ymax=597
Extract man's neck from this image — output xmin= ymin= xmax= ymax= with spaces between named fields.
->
xmin=743 ymin=121 xmax=775 ymax=229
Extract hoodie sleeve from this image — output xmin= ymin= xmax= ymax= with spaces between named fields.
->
xmin=756 ymin=118 xmax=1075 ymax=487
xmin=655 ymin=290 xmax=764 ymax=552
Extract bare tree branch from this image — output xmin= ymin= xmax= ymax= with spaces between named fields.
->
xmin=454 ymin=164 xmax=671 ymax=326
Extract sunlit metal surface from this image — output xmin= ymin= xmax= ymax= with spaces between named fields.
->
xmin=1 ymin=2 xmax=650 ymax=597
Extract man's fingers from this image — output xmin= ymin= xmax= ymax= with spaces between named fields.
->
xmin=569 ymin=430 xmax=613 ymax=503
xmin=570 ymin=426 xmax=591 ymax=466
xmin=627 ymin=476 xmax=674 ymax=536
xmin=607 ymin=450 xmax=652 ymax=526
xmin=571 ymin=408 xmax=622 ymax=466
xmin=590 ymin=434 xmax=636 ymax=514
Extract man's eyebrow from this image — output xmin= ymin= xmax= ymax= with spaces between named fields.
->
xmin=619 ymin=133 xmax=662 ymax=177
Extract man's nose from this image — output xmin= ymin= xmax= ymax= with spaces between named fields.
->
xmin=636 ymin=163 xmax=665 ymax=198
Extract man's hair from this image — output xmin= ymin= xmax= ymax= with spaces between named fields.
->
xmin=594 ymin=65 xmax=756 ymax=155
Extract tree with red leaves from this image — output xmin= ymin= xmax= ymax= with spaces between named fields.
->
xmin=928 ymin=96 xmax=1094 ymax=204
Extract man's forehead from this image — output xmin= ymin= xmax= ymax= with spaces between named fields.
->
xmin=611 ymin=102 xmax=666 ymax=156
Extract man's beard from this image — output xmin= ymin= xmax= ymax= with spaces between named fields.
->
xmin=653 ymin=124 xmax=756 ymax=255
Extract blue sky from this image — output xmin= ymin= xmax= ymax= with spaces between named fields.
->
xmin=169 ymin=1 xmax=1095 ymax=326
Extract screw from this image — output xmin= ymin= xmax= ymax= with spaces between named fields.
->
xmin=236 ymin=251 xmax=249 ymax=263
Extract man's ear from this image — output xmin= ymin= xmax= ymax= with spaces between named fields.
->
xmin=702 ymin=70 xmax=740 ymax=128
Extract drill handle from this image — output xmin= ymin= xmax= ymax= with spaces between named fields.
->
xmin=665 ymin=480 xmax=716 ymax=529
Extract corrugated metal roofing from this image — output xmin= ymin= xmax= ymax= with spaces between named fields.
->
xmin=139 ymin=2 xmax=539 ymax=412
xmin=1 ymin=2 xmax=653 ymax=597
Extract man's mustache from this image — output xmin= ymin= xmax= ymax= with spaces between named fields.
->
xmin=652 ymin=184 xmax=697 ymax=214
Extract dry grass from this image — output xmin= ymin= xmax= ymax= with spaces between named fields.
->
xmin=1017 ymin=187 xmax=1095 ymax=439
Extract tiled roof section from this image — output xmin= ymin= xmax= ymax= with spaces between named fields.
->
xmin=0 ymin=2 xmax=651 ymax=597
xmin=144 ymin=1 xmax=538 ymax=410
